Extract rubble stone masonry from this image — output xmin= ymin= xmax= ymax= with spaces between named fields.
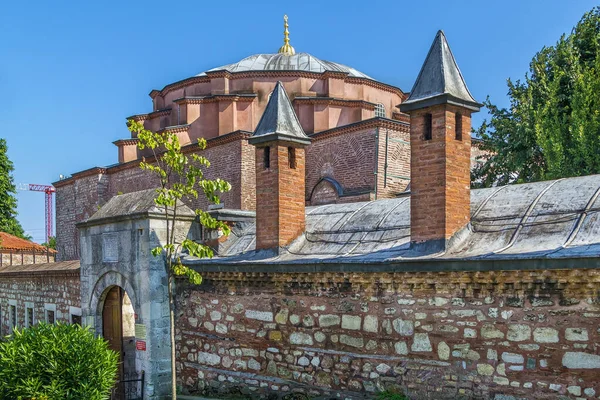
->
xmin=0 ymin=262 xmax=81 ymax=336
xmin=175 ymin=266 xmax=600 ymax=399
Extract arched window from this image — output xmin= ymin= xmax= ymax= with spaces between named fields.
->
xmin=375 ymin=103 xmax=386 ymax=118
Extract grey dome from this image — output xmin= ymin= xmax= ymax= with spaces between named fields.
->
xmin=198 ymin=52 xmax=373 ymax=79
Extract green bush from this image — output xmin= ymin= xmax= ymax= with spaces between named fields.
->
xmin=376 ymin=390 xmax=408 ymax=400
xmin=0 ymin=322 xmax=119 ymax=400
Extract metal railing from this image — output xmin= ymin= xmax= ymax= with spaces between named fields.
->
xmin=111 ymin=370 xmax=145 ymax=400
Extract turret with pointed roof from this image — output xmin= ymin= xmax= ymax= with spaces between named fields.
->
xmin=400 ymin=30 xmax=480 ymax=252
xmin=401 ymin=30 xmax=481 ymax=113
xmin=250 ymin=82 xmax=311 ymax=251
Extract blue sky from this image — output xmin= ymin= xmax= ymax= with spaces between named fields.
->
xmin=1 ymin=0 xmax=597 ymax=243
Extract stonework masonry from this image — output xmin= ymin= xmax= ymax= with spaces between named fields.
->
xmin=0 ymin=262 xmax=80 ymax=336
xmin=175 ymin=267 xmax=600 ymax=399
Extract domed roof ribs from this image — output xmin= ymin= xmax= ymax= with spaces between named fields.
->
xmin=400 ymin=30 xmax=482 ymax=112
xmin=249 ymin=82 xmax=311 ymax=146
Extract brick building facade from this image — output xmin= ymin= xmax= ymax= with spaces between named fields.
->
xmin=53 ymin=19 xmax=483 ymax=261
xmin=13 ymin=20 xmax=600 ymax=400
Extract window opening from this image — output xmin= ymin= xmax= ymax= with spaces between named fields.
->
xmin=10 ymin=305 xmax=16 ymax=332
xmin=26 ymin=307 xmax=33 ymax=328
xmin=424 ymin=113 xmax=432 ymax=140
xmin=455 ymin=112 xmax=463 ymax=140
xmin=264 ymin=146 xmax=270 ymax=169
xmin=288 ymin=147 xmax=296 ymax=169
xmin=375 ymin=103 xmax=386 ymax=118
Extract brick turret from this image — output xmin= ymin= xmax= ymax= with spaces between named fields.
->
xmin=249 ymin=82 xmax=311 ymax=251
xmin=400 ymin=31 xmax=482 ymax=251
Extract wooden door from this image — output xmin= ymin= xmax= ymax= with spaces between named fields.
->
xmin=103 ymin=286 xmax=123 ymax=398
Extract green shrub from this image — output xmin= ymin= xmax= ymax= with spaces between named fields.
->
xmin=0 ymin=322 xmax=119 ymax=400
xmin=376 ymin=390 xmax=408 ymax=400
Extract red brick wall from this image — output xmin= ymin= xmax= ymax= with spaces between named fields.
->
xmin=55 ymin=172 xmax=109 ymax=261
xmin=306 ymin=128 xmax=377 ymax=204
xmin=0 ymin=267 xmax=80 ymax=335
xmin=376 ymin=125 xmax=411 ymax=199
xmin=254 ymin=143 xmax=306 ymax=249
xmin=409 ymin=105 xmax=472 ymax=243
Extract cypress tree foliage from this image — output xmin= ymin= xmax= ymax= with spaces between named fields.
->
xmin=0 ymin=138 xmax=27 ymax=239
xmin=473 ymin=7 xmax=600 ymax=187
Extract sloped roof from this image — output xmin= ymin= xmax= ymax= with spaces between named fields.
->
xmin=81 ymin=189 xmax=195 ymax=226
xmin=249 ymin=81 xmax=311 ymax=146
xmin=184 ymin=174 xmax=600 ymax=265
xmin=198 ymin=53 xmax=373 ymax=80
xmin=0 ymin=260 xmax=79 ymax=275
xmin=0 ymin=232 xmax=56 ymax=254
xmin=400 ymin=30 xmax=481 ymax=112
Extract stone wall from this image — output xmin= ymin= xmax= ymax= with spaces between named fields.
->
xmin=175 ymin=267 xmax=600 ymax=399
xmin=1 ymin=250 xmax=55 ymax=266
xmin=0 ymin=262 xmax=81 ymax=336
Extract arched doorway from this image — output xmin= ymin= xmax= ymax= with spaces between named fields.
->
xmin=102 ymin=286 xmax=138 ymax=399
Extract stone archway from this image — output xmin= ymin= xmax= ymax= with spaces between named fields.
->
xmin=101 ymin=285 xmax=137 ymax=399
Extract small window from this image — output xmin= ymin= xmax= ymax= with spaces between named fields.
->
xmin=424 ymin=113 xmax=432 ymax=140
xmin=455 ymin=112 xmax=462 ymax=140
xmin=288 ymin=147 xmax=296 ymax=169
xmin=25 ymin=304 xmax=34 ymax=328
xmin=375 ymin=103 xmax=386 ymax=118
xmin=46 ymin=310 xmax=55 ymax=324
xmin=45 ymin=303 xmax=56 ymax=324
xmin=70 ymin=306 xmax=82 ymax=325
xmin=9 ymin=305 xmax=16 ymax=332
xmin=264 ymin=146 xmax=270 ymax=169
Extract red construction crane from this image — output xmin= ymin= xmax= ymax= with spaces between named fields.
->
xmin=17 ymin=184 xmax=55 ymax=243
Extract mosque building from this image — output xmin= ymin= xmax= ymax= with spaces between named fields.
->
xmin=53 ymin=16 xmax=483 ymax=261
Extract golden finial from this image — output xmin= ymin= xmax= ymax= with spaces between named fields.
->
xmin=278 ymin=14 xmax=296 ymax=55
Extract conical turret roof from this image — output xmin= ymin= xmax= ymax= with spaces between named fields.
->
xmin=400 ymin=30 xmax=481 ymax=112
xmin=249 ymin=81 xmax=311 ymax=145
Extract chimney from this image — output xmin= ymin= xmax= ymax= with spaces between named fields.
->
xmin=400 ymin=30 xmax=482 ymax=251
xmin=249 ymin=82 xmax=311 ymax=251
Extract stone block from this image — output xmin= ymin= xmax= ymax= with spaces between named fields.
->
xmin=565 ymin=328 xmax=589 ymax=341
xmin=392 ymin=318 xmax=414 ymax=336
xmin=289 ymin=332 xmax=313 ymax=345
xmin=562 ymin=352 xmax=600 ymax=369
xmin=340 ymin=334 xmax=364 ymax=348
xmin=341 ymin=315 xmax=361 ymax=330
xmin=363 ymin=315 xmax=378 ymax=333
xmin=411 ymin=333 xmax=432 ymax=352
xmin=438 ymin=341 xmax=450 ymax=360
xmin=533 ymin=327 xmax=559 ymax=343
xmin=477 ymin=364 xmax=494 ymax=376
xmin=245 ymin=310 xmax=274 ymax=322
xmin=501 ymin=352 xmax=524 ymax=364
xmin=507 ymin=324 xmax=531 ymax=342
xmin=319 ymin=314 xmax=341 ymax=327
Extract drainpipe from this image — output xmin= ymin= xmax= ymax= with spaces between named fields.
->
xmin=384 ymin=128 xmax=389 ymax=188
xmin=374 ymin=127 xmax=379 ymax=200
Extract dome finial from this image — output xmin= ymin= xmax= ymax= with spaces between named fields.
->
xmin=278 ymin=15 xmax=296 ymax=56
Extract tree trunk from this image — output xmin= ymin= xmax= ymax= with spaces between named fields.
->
xmin=169 ymin=274 xmax=177 ymax=400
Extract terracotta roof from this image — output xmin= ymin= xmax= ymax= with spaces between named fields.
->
xmin=0 ymin=232 xmax=57 ymax=254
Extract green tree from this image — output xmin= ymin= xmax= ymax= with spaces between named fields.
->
xmin=41 ymin=236 xmax=56 ymax=250
xmin=0 ymin=138 xmax=27 ymax=238
xmin=128 ymin=120 xmax=231 ymax=399
xmin=0 ymin=323 xmax=118 ymax=400
xmin=473 ymin=7 xmax=600 ymax=187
